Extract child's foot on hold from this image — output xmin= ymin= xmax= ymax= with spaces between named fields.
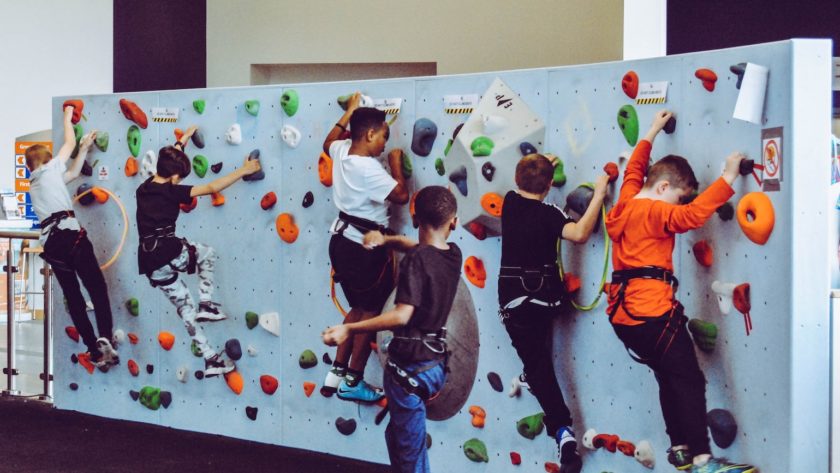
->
xmin=690 ymin=457 xmax=757 ymax=473
xmin=336 ymin=378 xmax=384 ymax=403
xmin=668 ymin=445 xmax=693 ymax=470
xmin=556 ymin=427 xmax=582 ymax=473
xmin=95 ymin=337 xmax=120 ymax=367
xmin=321 ymin=366 xmax=346 ymax=397
xmin=204 ymin=353 xmax=235 ymax=377
xmin=196 ymin=301 xmax=227 ymax=322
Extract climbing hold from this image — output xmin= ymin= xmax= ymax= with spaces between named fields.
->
xmin=695 ymin=68 xmax=718 ymax=92
xmin=481 ymin=162 xmax=496 ymax=181
xmin=617 ymin=440 xmax=636 ymax=456
xmin=400 ymin=151 xmax=413 ymax=179
xmin=299 ymin=349 xmax=317 ymax=369
xmin=730 ymin=62 xmax=747 ymax=89
xmin=65 ymin=326 xmax=80 ymax=343
xmin=119 ymin=99 xmax=148 ymax=129
xmin=335 ymin=417 xmax=357 ymax=435
xmin=127 ymin=333 xmax=139 ymax=345
xmin=663 ymin=116 xmax=677 ymax=134
xmin=739 ymin=158 xmax=755 ymax=176
xmin=70 ymin=353 xmax=78 ymax=364
xmin=63 ymin=99 xmax=85 ymax=124
xmin=244 ymin=100 xmax=260 ymax=116
xmin=73 ymin=124 xmax=84 ymax=144
xmin=464 ymin=256 xmax=486 ymax=288
xmin=465 ymin=222 xmax=487 ymax=241
xmin=280 ymin=90 xmax=299 ymax=117
xmin=707 ymin=408 xmax=738 ymax=448
xmin=127 ymin=359 xmax=139 ymax=377
xmin=737 ymin=192 xmax=775 ymax=245
xmin=211 ymin=192 xmax=225 ymax=207
xmin=318 ymin=152 xmax=333 ymax=187
xmin=617 ymin=105 xmax=639 ymax=146
xmin=486 ymin=372 xmax=503 ymax=392
xmin=129 ymin=390 xmax=140 ymax=401
xmin=89 ymin=187 xmax=108 ymax=204
xmin=141 ymin=150 xmax=156 ymax=178
xmin=245 ymin=311 xmax=259 ymax=329
xmin=275 ymin=213 xmax=299 ymax=243
xmin=322 ymin=353 xmax=332 ymax=365
xmin=448 ymin=165 xmax=468 ymax=197
xmin=582 ymin=428 xmax=598 ymax=450
xmin=190 ymin=340 xmax=203 ymax=357
xmin=77 ymin=353 xmax=95 ymax=374
xmin=260 ymin=192 xmax=277 ymax=210
xmin=468 ymin=405 xmax=486 ymax=428
xmin=225 ymin=338 xmax=242 ymax=361
xmin=180 ymin=196 xmax=198 ymax=213
xmin=192 ymin=99 xmax=205 ymax=114
xmin=409 ymin=118 xmax=438 ymax=157
xmin=482 ymin=114 xmax=508 ymax=134
xmin=159 ymin=391 xmax=172 ymax=409
xmin=688 ymin=318 xmax=718 ymax=353
xmin=125 ymin=298 xmax=139 ymax=316
xmin=622 ymin=71 xmax=639 ymax=99
xmin=224 ymin=371 xmax=244 ymax=395
xmin=470 ymin=136 xmax=494 ymax=157
xmin=174 ymin=129 xmax=185 ymax=143
xmin=247 ymin=345 xmax=258 ymax=357
xmin=176 ymin=366 xmax=189 ymax=383
xmin=480 ymin=192 xmax=503 ymax=217
xmin=280 ymin=125 xmax=301 ymax=148
xmin=113 ymin=329 xmax=126 ymax=345
xmin=516 ymin=413 xmax=545 ymax=440
xmin=733 ymin=283 xmax=752 ymax=335
xmin=243 ymin=149 xmax=265 ymax=181
xmin=245 ymin=406 xmax=258 ymax=421
xmin=711 ymin=281 xmax=737 ymax=315
xmin=139 ymin=386 xmax=162 ymax=410
xmin=434 ymin=158 xmax=445 ymax=176
xmin=520 ymin=142 xmax=537 ymax=156
xmin=303 ymin=381 xmax=316 ymax=397
xmin=717 ymin=202 xmax=735 ymax=221
xmin=195 ymin=371 xmax=205 ymax=380
xmin=69 ymin=383 xmax=79 ymax=391
xmin=635 ymin=440 xmax=655 ymax=468
xmin=510 ymin=452 xmax=521 ymax=465
xmin=80 ymin=158 xmax=93 ymax=177
xmin=426 ymin=433 xmax=432 ymax=449
xmin=94 ymin=132 xmax=109 ymax=152
xmin=692 ymin=240 xmax=713 ymax=267
xmin=302 ymin=191 xmax=314 ymax=208
xmin=127 ymin=125 xmax=141 ymax=158
xmin=210 ymin=162 xmax=222 ymax=174
xmin=259 ymin=312 xmax=281 ymax=336
xmin=337 ymin=93 xmax=373 ymax=110
xmin=593 ymin=433 xmax=620 ymax=452
xmin=260 ymin=375 xmax=279 ymax=395
xmin=552 ymin=159 xmax=567 ymax=187
xmin=566 ymin=185 xmax=595 ymax=217
xmin=157 ymin=331 xmax=175 ymax=351
xmin=146 ymin=364 xmax=154 ymax=374
xmin=603 ymin=162 xmax=619 ymax=183
xmin=124 ymin=157 xmax=138 ymax=177
xmin=564 ymin=273 xmax=581 ymax=293
xmin=192 ymin=130 xmax=205 ymax=149
xmin=192 ymin=155 xmax=209 ymax=178
xmin=544 ymin=462 xmax=561 ymax=473
xmin=463 ymin=438 xmax=489 ymax=463
xmin=225 ymin=124 xmax=242 ymax=145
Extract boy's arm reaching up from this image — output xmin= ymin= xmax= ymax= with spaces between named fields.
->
xmin=190 ymin=155 xmax=261 ymax=197
xmin=618 ymin=110 xmax=673 ymax=203
xmin=322 ymin=304 xmax=415 ymax=346
xmin=56 ymin=106 xmax=77 ymax=164
xmin=562 ymin=174 xmax=610 ymax=242
xmin=63 ymin=131 xmax=96 ymax=183
xmin=323 ymin=92 xmax=360 ymax=154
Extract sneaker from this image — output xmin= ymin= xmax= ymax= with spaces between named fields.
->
xmin=556 ymin=427 xmax=582 ymax=473
xmin=196 ymin=301 xmax=227 ymax=322
xmin=95 ymin=337 xmax=120 ymax=367
xmin=204 ymin=353 xmax=235 ymax=377
xmin=337 ymin=379 xmax=384 ymax=403
xmin=668 ymin=446 xmax=693 ymax=471
xmin=321 ymin=368 xmax=346 ymax=397
xmin=691 ymin=458 xmax=757 ymax=473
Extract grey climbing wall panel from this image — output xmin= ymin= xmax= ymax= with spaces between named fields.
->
xmin=51 ymin=40 xmax=831 ymax=472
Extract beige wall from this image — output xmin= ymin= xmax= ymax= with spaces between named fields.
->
xmin=207 ymin=0 xmax=624 ymax=87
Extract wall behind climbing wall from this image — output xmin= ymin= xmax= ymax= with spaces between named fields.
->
xmin=51 ymin=40 xmax=831 ymax=473
xmin=205 ymin=0 xmax=624 ymax=87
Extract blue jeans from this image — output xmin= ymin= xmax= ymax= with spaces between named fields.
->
xmin=383 ymin=359 xmax=446 ymax=473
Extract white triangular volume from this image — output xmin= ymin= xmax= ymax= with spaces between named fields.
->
xmin=259 ymin=311 xmax=280 ymax=337
xmin=711 ymin=280 xmax=736 ymax=315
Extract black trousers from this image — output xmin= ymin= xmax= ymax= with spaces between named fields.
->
xmin=503 ymin=304 xmax=573 ymax=437
xmin=613 ymin=318 xmax=711 ymax=455
xmin=44 ymin=229 xmax=113 ymax=355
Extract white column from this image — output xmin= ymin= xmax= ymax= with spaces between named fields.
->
xmin=623 ymin=0 xmax=667 ymax=60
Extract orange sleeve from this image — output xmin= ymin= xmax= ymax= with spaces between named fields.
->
xmin=617 ymin=140 xmax=652 ymax=204
xmin=653 ymin=178 xmax=735 ymax=234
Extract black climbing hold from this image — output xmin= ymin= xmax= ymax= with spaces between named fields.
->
xmin=81 ymin=160 xmax=93 ymax=177
xmin=335 ymin=417 xmax=357 ymax=435
xmin=129 ymin=390 xmax=140 ymax=401
xmin=566 ymin=185 xmax=595 ymax=217
xmin=195 ymin=370 xmax=205 ymax=380
xmin=481 ymin=162 xmax=496 ymax=182
xmin=411 ymin=118 xmax=438 ymax=157
xmin=663 ymin=116 xmax=677 ymax=134
xmin=730 ymin=62 xmax=747 ymax=89
xmin=69 ymin=383 xmax=78 ymax=391
xmin=160 ymin=391 xmax=172 ymax=409
xmin=70 ymin=353 xmax=78 ymax=364
xmin=211 ymin=162 xmax=223 ymax=174
xmin=246 ymin=406 xmax=258 ymax=421
xmin=717 ymin=202 xmax=735 ymax=221
xmin=146 ymin=364 xmax=154 ymax=374
xmin=449 ymin=166 xmax=468 ymax=197
xmin=302 ymin=191 xmax=314 ymax=208
xmin=426 ymin=433 xmax=432 ymax=449
xmin=739 ymin=158 xmax=755 ymax=176
xmin=707 ymin=409 xmax=737 ymax=448
xmin=322 ymin=352 xmax=332 ymax=365
xmin=225 ymin=338 xmax=242 ymax=361
xmin=192 ymin=131 xmax=205 ymax=149
xmin=76 ymin=184 xmax=95 ymax=206
xmin=520 ymin=142 xmax=537 ymax=156
xmin=452 ymin=123 xmax=464 ymax=140
xmin=486 ymin=372 xmax=503 ymax=392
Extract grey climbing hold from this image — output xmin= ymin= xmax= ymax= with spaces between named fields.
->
xmin=486 ymin=372 xmax=503 ymax=392
xmin=225 ymin=338 xmax=242 ymax=361
xmin=246 ymin=406 xmax=258 ymax=421
xmin=192 ymin=130 xmax=205 ymax=149
xmin=129 ymin=390 xmax=140 ymax=401
xmin=70 ymin=353 xmax=78 ymax=364
xmin=322 ymin=352 xmax=332 ymax=365
xmin=717 ymin=202 xmax=735 ymax=221
xmin=211 ymin=162 xmax=223 ymax=174
xmin=335 ymin=417 xmax=357 ymax=435
xmin=663 ymin=116 xmax=677 ymax=134
xmin=730 ymin=62 xmax=747 ymax=89
xmin=520 ymin=142 xmax=537 ymax=156
xmin=411 ymin=118 xmax=438 ymax=157
xmin=707 ymin=409 xmax=737 ymax=448
xmin=481 ymin=162 xmax=495 ymax=182
xmin=302 ymin=191 xmax=314 ymax=208
xmin=449 ymin=166 xmax=468 ymax=197
xmin=160 ymin=391 xmax=172 ymax=409
xmin=146 ymin=364 xmax=154 ymax=374
xmin=242 ymin=149 xmax=265 ymax=181
xmin=195 ymin=370 xmax=205 ymax=380
xmin=566 ymin=185 xmax=595 ymax=217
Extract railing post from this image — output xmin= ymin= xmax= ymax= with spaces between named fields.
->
xmin=41 ymin=261 xmax=52 ymax=400
xmin=3 ymin=239 xmax=18 ymax=396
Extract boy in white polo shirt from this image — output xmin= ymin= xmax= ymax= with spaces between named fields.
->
xmin=321 ymin=93 xmax=410 ymax=402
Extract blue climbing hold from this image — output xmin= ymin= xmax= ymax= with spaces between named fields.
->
xmin=411 ymin=118 xmax=438 ymax=157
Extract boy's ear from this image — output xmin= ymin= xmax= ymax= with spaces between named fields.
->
xmin=655 ymin=180 xmax=670 ymax=195
xmin=449 ymin=216 xmax=458 ymax=231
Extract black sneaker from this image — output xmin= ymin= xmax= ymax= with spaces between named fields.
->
xmin=668 ymin=446 xmax=693 ymax=471
xmin=95 ymin=337 xmax=120 ymax=367
xmin=204 ymin=353 xmax=235 ymax=377
xmin=556 ymin=427 xmax=582 ymax=473
xmin=196 ymin=301 xmax=227 ymax=322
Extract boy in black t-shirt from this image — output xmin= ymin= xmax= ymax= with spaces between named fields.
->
xmin=135 ymin=126 xmax=261 ymax=377
xmin=499 ymin=154 xmax=608 ymax=472
xmin=322 ymin=186 xmax=461 ymax=473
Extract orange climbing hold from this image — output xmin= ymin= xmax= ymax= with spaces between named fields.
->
xmin=91 ymin=187 xmax=109 ymax=204
xmin=464 ymin=256 xmax=486 ymax=288
xmin=124 ymin=157 xmax=138 ymax=177
xmin=564 ymin=273 xmax=581 ymax=293
xmin=65 ymin=326 xmax=80 ymax=342
xmin=276 ymin=213 xmax=300 ymax=243
xmin=617 ymin=439 xmax=636 ymax=456
xmin=409 ymin=192 xmax=418 ymax=219
xmin=119 ymin=98 xmax=148 ymax=129
xmin=127 ymin=359 xmax=139 ymax=377
xmin=603 ymin=162 xmax=619 ymax=183
xmin=737 ymin=192 xmax=775 ymax=245
xmin=63 ymin=99 xmax=85 ymax=124
xmin=303 ymin=381 xmax=316 ymax=397
xmin=692 ymin=240 xmax=714 ymax=267
xmin=157 ymin=331 xmax=175 ymax=351
xmin=261 ymin=192 xmax=277 ymax=210
xmin=468 ymin=405 xmax=486 ymax=428
xmin=260 ymin=374 xmax=279 ymax=395
xmin=127 ymin=332 xmax=139 ymax=345
xmin=377 ymin=397 xmax=388 ymax=408
xmin=225 ymin=371 xmax=244 ymax=395
xmin=180 ymin=196 xmax=198 ymax=213
xmin=211 ymin=192 xmax=225 ymax=207
xmin=318 ymin=152 xmax=333 ymax=187
xmin=694 ymin=68 xmax=718 ymax=92
xmin=77 ymin=353 xmax=95 ymax=374
xmin=174 ymin=128 xmax=184 ymax=143
xmin=480 ymin=192 xmax=503 ymax=217
xmin=622 ymin=71 xmax=639 ymax=99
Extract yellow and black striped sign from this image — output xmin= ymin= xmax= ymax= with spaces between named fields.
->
xmin=382 ymin=108 xmax=400 ymax=115
xmin=445 ymin=107 xmax=474 ymax=114
xmin=636 ymin=97 xmax=667 ymax=105
xmin=152 ymin=117 xmax=178 ymax=123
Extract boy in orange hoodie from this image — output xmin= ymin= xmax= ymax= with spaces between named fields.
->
xmin=605 ymin=110 xmax=756 ymax=473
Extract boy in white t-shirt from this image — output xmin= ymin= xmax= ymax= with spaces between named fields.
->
xmin=26 ymin=105 xmax=118 ymax=371
xmin=321 ymin=93 xmax=410 ymax=403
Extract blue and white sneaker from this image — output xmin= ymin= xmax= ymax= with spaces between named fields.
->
xmin=691 ymin=458 xmax=757 ymax=473
xmin=336 ymin=379 xmax=384 ymax=403
xmin=556 ymin=427 xmax=582 ymax=473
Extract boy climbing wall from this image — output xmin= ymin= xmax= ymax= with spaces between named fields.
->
xmin=27 ymin=104 xmax=118 ymax=371
xmin=135 ymin=126 xmax=261 ymax=377
xmin=605 ymin=110 xmax=756 ymax=473
xmin=498 ymin=153 xmax=609 ymax=473
xmin=323 ymin=186 xmax=461 ymax=473
xmin=321 ymin=93 xmax=410 ymax=403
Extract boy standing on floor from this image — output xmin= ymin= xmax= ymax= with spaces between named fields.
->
xmin=135 ymin=126 xmax=260 ymax=377
xmin=323 ymin=186 xmax=461 ymax=473
xmin=498 ymin=153 xmax=609 ymax=473
xmin=321 ymin=93 xmax=410 ymax=402
xmin=605 ymin=110 xmax=756 ymax=473
xmin=27 ymin=105 xmax=118 ymax=370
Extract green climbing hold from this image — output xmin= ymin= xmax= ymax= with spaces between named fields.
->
xmin=193 ymin=155 xmax=209 ymax=178
xmin=337 ymin=94 xmax=352 ymax=111
xmin=125 ymin=298 xmax=139 ymax=317
xmin=435 ymin=158 xmax=445 ymax=176
xmin=245 ymin=311 xmax=259 ymax=330
xmin=299 ymin=349 xmax=318 ymax=369
xmin=444 ymin=139 xmax=453 ymax=157
xmin=245 ymin=100 xmax=260 ymax=116
xmin=401 ymin=152 xmax=413 ymax=179
xmin=463 ymin=438 xmax=489 ymax=463
xmin=517 ymin=412 xmax=545 ymax=440
xmin=74 ymin=124 xmax=84 ymax=143
xmin=127 ymin=125 xmax=141 ymax=158
xmin=552 ymin=159 xmax=567 ymax=187
xmin=94 ymin=132 xmax=109 ymax=152
xmin=191 ymin=340 xmax=203 ymax=358
xmin=470 ymin=136 xmax=494 ymax=157
xmin=688 ymin=318 xmax=718 ymax=353
xmin=281 ymin=90 xmax=299 ymax=117
xmin=138 ymin=386 xmax=162 ymax=411
xmin=617 ymin=105 xmax=639 ymax=146
xmin=193 ymin=100 xmax=206 ymax=114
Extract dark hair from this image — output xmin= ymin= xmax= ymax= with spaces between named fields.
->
xmin=414 ymin=186 xmax=457 ymax=228
xmin=515 ymin=153 xmax=554 ymax=194
xmin=645 ymin=154 xmax=698 ymax=191
xmin=157 ymin=146 xmax=191 ymax=178
xmin=349 ymin=107 xmax=387 ymax=142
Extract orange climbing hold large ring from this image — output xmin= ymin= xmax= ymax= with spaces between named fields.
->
xmin=71 ymin=186 xmax=129 ymax=270
xmin=736 ymin=192 xmax=775 ymax=245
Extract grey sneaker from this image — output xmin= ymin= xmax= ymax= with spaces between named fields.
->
xmin=196 ymin=301 xmax=227 ymax=322
xmin=204 ymin=353 xmax=235 ymax=377
xmin=95 ymin=337 xmax=120 ymax=367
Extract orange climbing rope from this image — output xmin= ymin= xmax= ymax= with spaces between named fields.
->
xmin=71 ymin=187 xmax=128 ymax=270
xmin=330 ymin=250 xmax=398 ymax=318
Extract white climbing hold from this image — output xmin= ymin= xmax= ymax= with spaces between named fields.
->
xmin=582 ymin=428 xmax=598 ymax=450
xmin=141 ymin=150 xmax=157 ymax=178
xmin=481 ymin=114 xmax=508 ymax=134
xmin=360 ymin=95 xmax=374 ymax=108
xmin=508 ymin=375 xmax=522 ymax=397
xmin=259 ymin=312 xmax=280 ymax=337
xmin=225 ymin=123 xmax=242 ymax=145
xmin=635 ymin=440 xmax=655 ymax=469
xmin=113 ymin=329 xmax=126 ymax=345
xmin=711 ymin=280 xmax=737 ymax=315
xmin=247 ymin=344 xmax=258 ymax=357
xmin=280 ymin=125 xmax=301 ymax=148
xmin=176 ymin=366 xmax=189 ymax=383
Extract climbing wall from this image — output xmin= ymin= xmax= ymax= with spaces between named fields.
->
xmin=51 ymin=39 xmax=831 ymax=472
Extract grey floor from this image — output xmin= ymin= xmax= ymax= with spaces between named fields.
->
xmin=0 ymin=319 xmax=47 ymax=397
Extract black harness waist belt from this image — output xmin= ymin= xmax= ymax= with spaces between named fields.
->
xmin=40 ymin=210 xmax=75 ymax=229
xmin=611 ymin=266 xmax=679 ymax=289
xmin=140 ymin=225 xmax=177 ymax=253
xmin=499 ymin=265 xmax=557 ymax=278
xmin=337 ymin=211 xmax=394 ymax=236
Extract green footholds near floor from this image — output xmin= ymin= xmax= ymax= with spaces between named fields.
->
xmin=688 ymin=318 xmax=718 ymax=353
xmin=470 ymin=136 xmax=494 ymax=157
xmin=191 ymin=340 xmax=203 ymax=358
xmin=401 ymin=152 xmax=413 ymax=179
xmin=299 ymin=349 xmax=317 ymax=369
xmin=193 ymin=155 xmax=209 ymax=178
xmin=245 ymin=311 xmax=259 ymax=329
xmin=193 ymin=100 xmax=206 ymax=114
xmin=127 ymin=125 xmax=141 ymax=158
xmin=435 ymin=158 xmax=445 ymax=176
xmin=617 ymin=104 xmax=639 ymax=146
xmin=94 ymin=132 xmax=109 ymax=152
xmin=281 ymin=90 xmax=299 ymax=117
xmin=245 ymin=100 xmax=260 ymax=116
xmin=552 ymin=159 xmax=567 ymax=187
xmin=125 ymin=298 xmax=139 ymax=316
xmin=139 ymin=386 xmax=162 ymax=411
xmin=463 ymin=438 xmax=489 ymax=463
xmin=517 ymin=412 xmax=545 ymax=440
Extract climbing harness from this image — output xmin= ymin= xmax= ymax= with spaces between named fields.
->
xmin=498 ymin=264 xmax=566 ymax=320
xmin=139 ymin=225 xmax=198 ymax=287
xmin=39 ymin=211 xmax=86 ymax=272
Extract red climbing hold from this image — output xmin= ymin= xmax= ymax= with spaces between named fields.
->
xmin=62 ymin=100 xmax=85 ymax=124
xmin=509 ymin=452 xmax=522 ymax=465
xmin=465 ymin=222 xmax=487 ymax=241
xmin=65 ymin=326 xmax=80 ymax=342
xmin=303 ymin=381 xmax=316 ymax=397
xmin=127 ymin=332 xmax=139 ymax=345
xmin=119 ymin=99 xmax=148 ymax=129
xmin=260 ymin=375 xmax=279 ymax=395
xmin=733 ymin=283 xmax=752 ymax=335
xmin=622 ymin=71 xmax=639 ymax=99
xmin=695 ymin=68 xmax=718 ymax=92
xmin=464 ymin=256 xmax=486 ymax=288
xmin=564 ymin=273 xmax=581 ymax=293
xmin=127 ymin=359 xmax=139 ymax=377
xmin=180 ymin=197 xmax=198 ymax=213
xmin=544 ymin=462 xmax=561 ymax=473
xmin=692 ymin=240 xmax=713 ymax=267
xmin=593 ymin=433 xmax=619 ymax=452
xmin=603 ymin=162 xmax=619 ymax=183
xmin=617 ymin=439 xmax=636 ymax=456
xmin=261 ymin=192 xmax=277 ymax=210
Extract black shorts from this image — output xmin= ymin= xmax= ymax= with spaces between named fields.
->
xmin=329 ymin=234 xmax=395 ymax=313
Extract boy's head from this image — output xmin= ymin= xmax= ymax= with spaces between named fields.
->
xmin=515 ymin=153 xmax=554 ymax=197
xmin=156 ymin=146 xmax=191 ymax=182
xmin=24 ymin=144 xmax=52 ymax=171
xmin=413 ymin=186 xmax=458 ymax=233
xmin=643 ymin=155 xmax=699 ymax=204
xmin=350 ymin=107 xmax=389 ymax=156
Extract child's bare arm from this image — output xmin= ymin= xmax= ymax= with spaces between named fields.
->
xmin=562 ymin=175 xmax=609 ymax=242
xmin=55 ymin=107 xmax=77 ymax=164
xmin=364 ymin=231 xmax=417 ymax=252
xmin=322 ymin=304 xmax=415 ymax=346
xmin=63 ymin=131 xmax=96 ymax=183
xmin=386 ymin=149 xmax=410 ymax=204
xmin=323 ymin=92 xmax=360 ymax=154
xmin=643 ymin=110 xmax=672 ymax=145
xmin=190 ymin=155 xmax=260 ymax=197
